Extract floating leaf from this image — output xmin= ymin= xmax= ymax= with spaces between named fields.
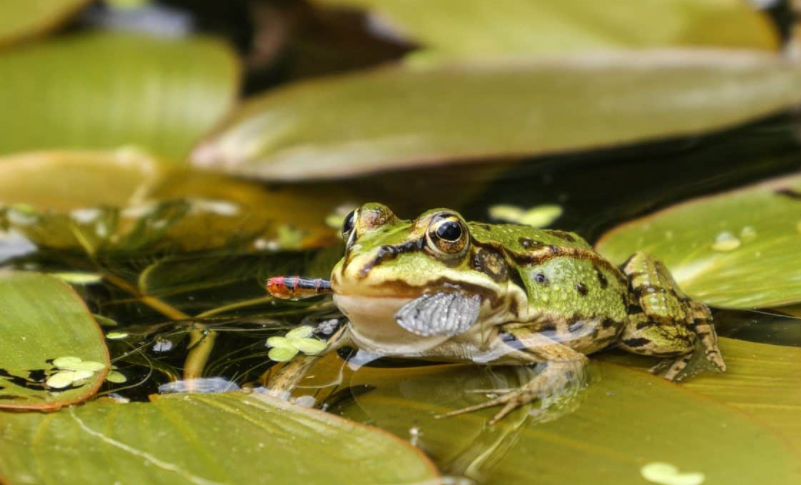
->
xmin=599 ymin=337 xmax=801 ymax=454
xmin=0 ymin=392 xmax=439 ymax=485
xmin=0 ymin=33 xmax=239 ymax=162
xmin=314 ymin=0 xmax=777 ymax=62
xmin=489 ymin=204 xmax=563 ymax=228
xmin=286 ymin=325 xmax=315 ymax=339
xmin=105 ymin=370 xmax=127 ymax=384
xmin=269 ymin=346 xmax=300 ymax=362
xmin=193 ymin=50 xmax=801 ymax=180
xmin=595 ymin=173 xmax=801 ymax=308
xmin=0 ymin=150 xmax=344 ymax=255
xmin=53 ymin=357 xmax=106 ymax=372
xmin=0 ymin=150 xmax=164 ymax=211
xmin=0 ymin=272 xmax=109 ymax=409
xmin=331 ymin=350 xmax=800 ymax=485
xmin=292 ymin=338 xmax=327 ymax=355
xmin=683 ymin=338 xmax=801 ymax=453
xmin=0 ymin=0 xmax=91 ymax=47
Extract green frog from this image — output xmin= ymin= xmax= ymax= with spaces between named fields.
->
xmin=266 ymin=203 xmax=725 ymax=423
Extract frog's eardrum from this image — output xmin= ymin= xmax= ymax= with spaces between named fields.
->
xmin=395 ymin=292 xmax=481 ymax=337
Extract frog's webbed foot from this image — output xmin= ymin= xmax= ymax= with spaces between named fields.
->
xmin=437 ymin=327 xmax=588 ymax=425
xmin=437 ymin=359 xmax=587 ymax=425
xmin=619 ymin=252 xmax=726 ymax=381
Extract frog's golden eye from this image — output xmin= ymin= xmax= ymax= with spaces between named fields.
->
xmin=426 ymin=215 xmax=469 ymax=256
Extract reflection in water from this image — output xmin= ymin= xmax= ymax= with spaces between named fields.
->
xmin=316 ymin=358 xmax=593 ymax=483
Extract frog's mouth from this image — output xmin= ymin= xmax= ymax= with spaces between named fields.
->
xmin=333 ymin=294 xmax=452 ymax=355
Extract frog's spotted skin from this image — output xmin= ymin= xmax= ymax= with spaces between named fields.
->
xmin=269 ymin=203 xmax=726 ymax=423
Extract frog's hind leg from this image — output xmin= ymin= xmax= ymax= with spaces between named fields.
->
xmin=437 ymin=328 xmax=588 ymax=424
xmin=619 ymin=252 xmax=725 ymax=381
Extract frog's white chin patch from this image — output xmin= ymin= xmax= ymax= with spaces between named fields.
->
xmin=333 ymin=294 xmax=450 ymax=354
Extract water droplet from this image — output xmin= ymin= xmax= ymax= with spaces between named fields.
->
xmin=711 ymin=231 xmax=740 ymax=252
xmin=640 ymin=462 xmax=705 ymax=485
xmin=739 ymin=226 xmax=757 ymax=241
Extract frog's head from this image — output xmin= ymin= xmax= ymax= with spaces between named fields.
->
xmin=331 ymin=203 xmax=515 ymax=352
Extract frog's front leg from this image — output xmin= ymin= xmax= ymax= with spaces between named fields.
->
xmin=438 ymin=327 xmax=588 ymax=424
xmin=266 ymin=323 xmax=351 ymax=398
xmin=618 ymin=252 xmax=725 ymax=381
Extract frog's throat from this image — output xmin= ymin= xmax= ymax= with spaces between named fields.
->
xmin=333 ymin=294 xmax=452 ymax=354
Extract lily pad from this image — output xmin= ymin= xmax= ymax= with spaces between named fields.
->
xmin=599 ymin=337 xmax=801 ymax=454
xmin=0 ymin=392 xmax=439 ymax=485
xmin=683 ymin=338 xmax=801 ymax=453
xmin=0 ymin=32 xmax=240 ymax=162
xmin=193 ymin=50 xmax=801 ymax=180
xmin=0 ymin=271 xmax=109 ymax=410
xmin=595 ymin=173 xmax=801 ymax=308
xmin=0 ymin=0 xmax=91 ymax=47
xmin=0 ymin=150 xmax=343 ymax=254
xmin=315 ymin=0 xmax=777 ymax=62
xmin=0 ymin=150 xmax=164 ymax=211
xmin=329 ymin=349 xmax=800 ymax=484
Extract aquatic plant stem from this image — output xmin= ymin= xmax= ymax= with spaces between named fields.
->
xmin=184 ymin=325 xmax=218 ymax=381
xmin=98 ymin=269 xmax=217 ymax=385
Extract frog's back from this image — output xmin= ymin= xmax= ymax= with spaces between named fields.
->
xmin=470 ymin=222 xmax=629 ymax=352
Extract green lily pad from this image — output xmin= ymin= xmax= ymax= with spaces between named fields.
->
xmin=0 ymin=32 xmax=240 ymax=162
xmin=315 ymin=0 xmax=777 ymax=62
xmin=0 ymin=0 xmax=91 ymax=47
xmin=0 ymin=150 xmax=164 ymax=211
xmin=331 ymin=343 xmax=800 ymax=484
xmin=599 ymin=337 xmax=801 ymax=455
xmin=684 ymin=338 xmax=801 ymax=453
xmin=595 ymin=173 xmax=801 ymax=309
xmin=0 ymin=150 xmax=343 ymax=255
xmin=193 ymin=50 xmax=801 ymax=180
xmin=0 ymin=392 xmax=440 ymax=485
xmin=0 ymin=272 xmax=109 ymax=410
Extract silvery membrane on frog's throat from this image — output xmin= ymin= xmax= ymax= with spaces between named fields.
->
xmin=334 ymin=293 xmax=456 ymax=356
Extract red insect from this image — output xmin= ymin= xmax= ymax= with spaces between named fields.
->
xmin=266 ymin=276 xmax=333 ymax=300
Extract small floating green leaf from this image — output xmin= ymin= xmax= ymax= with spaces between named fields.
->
xmin=49 ymin=272 xmax=103 ymax=285
xmin=105 ymin=332 xmax=128 ymax=340
xmin=0 ymin=272 xmax=109 ymax=409
xmin=489 ymin=204 xmax=563 ymax=228
xmin=54 ymin=358 xmax=106 ymax=372
xmin=268 ymin=346 xmax=299 ymax=362
xmin=105 ymin=371 xmax=127 ymax=384
xmin=0 ymin=392 xmax=440 ymax=485
xmin=267 ymin=336 xmax=292 ymax=348
xmin=596 ymin=173 xmax=801 ymax=308
xmin=286 ymin=325 xmax=315 ymax=339
xmin=52 ymin=356 xmax=82 ymax=369
xmin=292 ymin=338 xmax=327 ymax=355
xmin=45 ymin=371 xmax=82 ymax=390
xmin=193 ymin=51 xmax=801 ymax=180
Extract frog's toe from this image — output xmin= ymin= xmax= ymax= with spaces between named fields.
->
xmin=435 ymin=391 xmax=529 ymax=425
xmin=652 ymin=354 xmax=693 ymax=381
